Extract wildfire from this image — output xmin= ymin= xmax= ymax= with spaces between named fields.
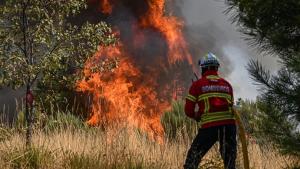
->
xmin=77 ymin=0 xmax=195 ymax=142
xmin=140 ymin=0 xmax=193 ymax=64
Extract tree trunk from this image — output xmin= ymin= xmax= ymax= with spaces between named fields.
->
xmin=21 ymin=0 xmax=33 ymax=147
xmin=25 ymin=84 xmax=33 ymax=147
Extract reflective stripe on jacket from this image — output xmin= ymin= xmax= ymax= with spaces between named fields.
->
xmin=185 ymin=70 xmax=236 ymax=128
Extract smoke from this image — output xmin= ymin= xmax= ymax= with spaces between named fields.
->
xmin=184 ymin=22 xmax=233 ymax=76
xmin=172 ymin=0 xmax=280 ymax=100
xmin=162 ymin=0 xmax=233 ymax=76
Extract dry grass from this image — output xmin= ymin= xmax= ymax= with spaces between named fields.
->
xmin=0 ymin=126 xmax=299 ymax=169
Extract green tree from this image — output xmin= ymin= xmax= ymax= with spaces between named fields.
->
xmin=0 ymin=0 xmax=116 ymax=146
xmin=236 ymin=98 xmax=259 ymax=135
xmin=225 ymin=0 xmax=300 ymax=156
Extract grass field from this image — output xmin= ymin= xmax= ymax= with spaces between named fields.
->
xmin=0 ymin=125 xmax=299 ymax=169
xmin=0 ymin=101 xmax=299 ymax=169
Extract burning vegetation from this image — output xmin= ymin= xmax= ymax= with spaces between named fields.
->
xmin=76 ymin=0 xmax=197 ymax=142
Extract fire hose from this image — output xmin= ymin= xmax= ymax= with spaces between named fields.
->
xmin=233 ymin=108 xmax=250 ymax=169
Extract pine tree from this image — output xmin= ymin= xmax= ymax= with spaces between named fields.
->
xmin=225 ymin=0 xmax=300 ymax=156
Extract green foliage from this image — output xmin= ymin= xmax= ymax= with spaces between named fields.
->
xmin=42 ymin=111 xmax=87 ymax=132
xmin=0 ymin=1 xmax=116 ymax=143
xmin=27 ymin=105 xmax=87 ymax=131
xmin=225 ymin=0 xmax=300 ymax=54
xmin=0 ymin=0 xmax=116 ymax=113
xmin=9 ymin=100 xmax=88 ymax=133
xmin=161 ymin=100 xmax=200 ymax=140
xmin=246 ymin=60 xmax=300 ymax=156
xmin=15 ymin=109 xmax=25 ymax=129
xmin=254 ymin=99 xmax=300 ymax=156
xmin=225 ymin=0 xmax=300 ymax=156
xmin=236 ymin=98 xmax=259 ymax=134
xmin=0 ymin=0 xmax=115 ymax=89
xmin=248 ymin=60 xmax=300 ymax=121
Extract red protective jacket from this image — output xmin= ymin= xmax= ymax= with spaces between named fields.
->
xmin=185 ymin=70 xmax=236 ymax=128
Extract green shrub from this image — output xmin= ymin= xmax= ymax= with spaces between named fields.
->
xmin=42 ymin=111 xmax=88 ymax=132
xmin=161 ymin=100 xmax=200 ymax=140
xmin=13 ymin=108 xmax=88 ymax=133
xmin=15 ymin=110 xmax=25 ymax=129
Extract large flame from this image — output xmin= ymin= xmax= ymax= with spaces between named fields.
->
xmin=77 ymin=0 xmax=195 ymax=142
xmin=140 ymin=0 xmax=193 ymax=64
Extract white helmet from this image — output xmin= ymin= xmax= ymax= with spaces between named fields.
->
xmin=199 ymin=52 xmax=220 ymax=68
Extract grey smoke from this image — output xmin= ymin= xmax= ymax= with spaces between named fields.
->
xmin=179 ymin=0 xmax=279 ymax=70
xmin=184 ymin=22 xmax=233 ymax=76
xmin=173 ymin=0 xmax=279 ymax=100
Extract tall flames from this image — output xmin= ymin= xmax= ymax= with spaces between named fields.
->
xmin=77 ymin=0 xmax=195 ymax=142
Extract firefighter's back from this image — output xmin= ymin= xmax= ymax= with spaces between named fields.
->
xmin=196 ymin=73 xmax=235 ymax=128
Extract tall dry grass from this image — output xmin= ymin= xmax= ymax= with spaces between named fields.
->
xmin=0 ymin=126 xmax=299 ymax=169
xmin=0 ymin=101 xmax=299 ymax=169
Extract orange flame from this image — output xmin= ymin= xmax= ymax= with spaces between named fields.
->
xmin=100 ymin=0 xmax=112 ymax=14
xmin=78 ymin=0 xmax=196 ymax=142
xmin=140 ymin=0 xmax=193 ymax=65
xmin=77 ymin=45 xmax=167 ymax=143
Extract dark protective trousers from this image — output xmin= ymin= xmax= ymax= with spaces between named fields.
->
xmin=184 ymin=124 xmax=237 ymax=169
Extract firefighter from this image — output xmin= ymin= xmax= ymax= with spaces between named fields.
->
xmin=184 ymin=52 xmax=237 ymax=169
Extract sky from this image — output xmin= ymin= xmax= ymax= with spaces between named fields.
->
xmin=180 ymin=0 xmax=279 ymax=100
